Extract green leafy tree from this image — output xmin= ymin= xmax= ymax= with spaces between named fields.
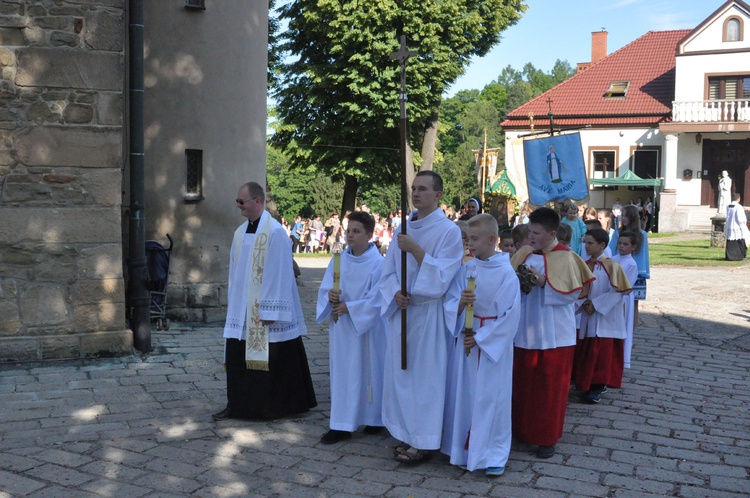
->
xmin=437 ymin=99 xmax=502 ymax=207
xmin=267 ymin=143 xmax=344 ymax=221
xmin=271 ymin=0 xmax=527 ymax=214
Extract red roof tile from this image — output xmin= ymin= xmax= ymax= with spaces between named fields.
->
xmin=501 ymin=29 xmax=691 ymax=130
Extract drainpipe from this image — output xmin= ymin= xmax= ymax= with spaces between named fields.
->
xmin=127 ymin=0 xmax=151 ymax=352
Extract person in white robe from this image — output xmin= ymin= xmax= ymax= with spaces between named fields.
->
xmin=574 ymin=228 xmax=632 ymax=404
xmin=316 ymin=211 xmax=386 ymax=444
xmin=441 ymin=214 xmax=521 ymax=476
xmin=725 ymin=193 xmax=749 ymax=260
xmin=213 ymin=182 xmax=316 ymax=421
xmin=611 ymin=232 xmax=639 ymax=369
xmin=380 ymin=171 xmax=463 ymax=464
xmin=510 ymin=208 xmax=594 ymax=459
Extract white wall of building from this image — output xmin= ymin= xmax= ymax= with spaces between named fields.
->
xmin=143 ymin=1 xmax=268 ymax=320
xmin=680 ymin=4 xmax=750 ymax=54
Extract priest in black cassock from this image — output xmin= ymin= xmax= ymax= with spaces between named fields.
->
xmin=212 ymin=181 xmax=316 ymax=421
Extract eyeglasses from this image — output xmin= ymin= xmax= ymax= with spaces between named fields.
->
xmin=236 ymin=197 xmax=258 ymax=206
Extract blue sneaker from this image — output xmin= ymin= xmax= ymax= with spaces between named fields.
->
xmin=485 ymin=466 xmax=505 ymax=476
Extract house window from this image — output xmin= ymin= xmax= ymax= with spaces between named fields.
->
xmin=605 ymin=81 xmax=629 ymax=98
xmin=708 ymin=75 xmax=750 ymax=99
xmin=185 ymin=149 xmax=203 ymax=201
xmin=591 ymin=150 xmax=616 ymax=179
xmin=630 ymin=147 xmax=660 ymax=188
xmin=724 ymin=17 xmax=743 ymax=42
xmin=185 ymin=0 xmax=206 ymax=10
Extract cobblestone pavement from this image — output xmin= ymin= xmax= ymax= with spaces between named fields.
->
xmin=1 ymin=259 xmax=748 ymax=497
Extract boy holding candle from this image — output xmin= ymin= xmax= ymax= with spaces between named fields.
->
xmin=510 ymin=207 xmax=594 ymax=458
xmin=441 ymin=214 xmax=521 ymax=475
xmin=316 ymin=211 xmax=387 ymax=443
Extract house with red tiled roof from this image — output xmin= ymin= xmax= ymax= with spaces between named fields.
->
xmin=500 ymin=0 xmax=750 ymax=232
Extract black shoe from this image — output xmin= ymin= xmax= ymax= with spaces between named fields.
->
xmin=320 ymin=429 xmax=352 ymax=444
xmin=212 ymin=407 xmax=233 ymax=421
xmin=363 ymin=426 xmax=384 ymax=435
xmin=537 ymin=445 xmax=556 ymax=459
xmin=585 ymin=390 xmax=602 ymax=404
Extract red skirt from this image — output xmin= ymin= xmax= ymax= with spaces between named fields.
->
xmin=573 ymin=337 xmax=624 ymax=391
xmin=512 ymin=346 xmax=574 ymax=446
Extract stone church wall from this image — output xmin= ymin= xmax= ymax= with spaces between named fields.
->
xmin=0 ymin=0 xmax=130 ymax=361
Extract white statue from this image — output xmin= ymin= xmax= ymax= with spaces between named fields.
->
xmin=717 ymin=170 xmax=732 ymax=216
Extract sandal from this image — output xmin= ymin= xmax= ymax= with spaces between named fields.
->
xmin=393 ymin=444 xmax=410 ymax=456
xmin=394 ymin=446 xmax=432 ymax=465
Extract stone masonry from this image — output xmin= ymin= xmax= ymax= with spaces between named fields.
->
xmin=0 ymin=0 xmax=130 ymax=361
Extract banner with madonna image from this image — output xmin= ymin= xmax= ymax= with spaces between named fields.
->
xmin=522 ymin=132 xmax=588 ymax=205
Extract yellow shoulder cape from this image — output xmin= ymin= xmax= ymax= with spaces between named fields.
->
xmin=511 ymin=243 xmax=595 ymax=295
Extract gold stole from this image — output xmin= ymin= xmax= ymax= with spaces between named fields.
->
xmin=238 ymin=214 xmax=274 ymax=371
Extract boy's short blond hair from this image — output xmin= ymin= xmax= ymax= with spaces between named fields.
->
xmin=467 ymin=213 xmax=499 ymax=238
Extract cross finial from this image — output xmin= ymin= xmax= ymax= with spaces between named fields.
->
xmin=546 ymin=97 xmax=554 ymax=113
xmin=389 ymin=35 xmax=418 ymax=65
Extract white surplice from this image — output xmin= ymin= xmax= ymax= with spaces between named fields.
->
xmin=379 ymin=208 xmax=463 ymax=450
xmin=576 ymin=257 xmax=628 ymax=340
xmin=611 ymin=253 xmax=638 ymax=367
xmin=223 ymin=210 xmax=306 ymax=343
xmin=513 ymin=253 xmax=580 ymax=350
xmin=441 ymin=253 xmax=521 ymax=471
xmin=316 ymin=243 xmax=386 ymax=431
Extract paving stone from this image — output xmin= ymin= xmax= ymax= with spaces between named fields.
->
xmin=78 ymin=479 xmax=151 ymax=498
xmin=24 ymin=463 xmax=95 ymax=487
xmin=317 ymin=475 xmax=394 ymax=496
xmin=534 ymin=475 xmax=611 ymax=496
xmin=33 ymin=448 xmax=93 ymax=468
xmin=386 ymin=486 xmax=461 ymax=498
xmin=678 ymin=461 xmax=748 ymax=478
xmin=709 ymin=475 xmax=750 ymax=494
xmin=489 ymin=487 xmax=566 ymax=498
xmin=602 ymin=473 xmax=675 ymax=494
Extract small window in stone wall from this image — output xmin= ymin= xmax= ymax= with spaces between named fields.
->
xmin=185 ymin=0 xmax=206 ymax=10
xmin=185 ymin=149 xmax=203 ymax=201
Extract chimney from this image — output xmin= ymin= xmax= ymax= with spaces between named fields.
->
xmin=592 ymin=30 xmax=608 ymax=64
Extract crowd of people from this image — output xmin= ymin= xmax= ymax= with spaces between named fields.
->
xmin=284 ymin=206 xmax=401 ymax=256
xmin=212 ymin=175 xmax=653 ymax=477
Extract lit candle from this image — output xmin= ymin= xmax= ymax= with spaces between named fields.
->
xmin=333 ymin=253 xmax=341 ymax=291
xmin=464 ymin=265 xmax=477 ymax=356
xmin=332 ymin=242 xmax=343 ymax=322
xmin=464 ymin=275 xmax=475 ymax=328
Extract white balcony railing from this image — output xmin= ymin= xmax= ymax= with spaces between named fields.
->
xmin=672 ymin=99 xmax=750 ymax=123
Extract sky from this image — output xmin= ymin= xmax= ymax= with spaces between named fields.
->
xmin=446 ymin=0 xmax=723 ymax=96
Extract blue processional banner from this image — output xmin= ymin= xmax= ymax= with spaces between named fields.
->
xmin=522 ymin=132 xmax=589 ymax=206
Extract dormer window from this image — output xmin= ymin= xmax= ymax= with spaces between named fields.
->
xmin=724 ymin=17 xmax=743 ymax=42
xmin=605 ymin=81 xmax=629 ymax=98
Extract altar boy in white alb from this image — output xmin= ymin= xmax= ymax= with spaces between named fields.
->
xmin=441 ymin=214 xmax=521 ymax=476
xmin=380 ymin=170 xmax=463 ymax=465
xmin=316 ymin=211 xmax=387 ymax=444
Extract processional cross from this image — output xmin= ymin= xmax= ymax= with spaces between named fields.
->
xmin=389 ymin=35 xmax=417 ymax=370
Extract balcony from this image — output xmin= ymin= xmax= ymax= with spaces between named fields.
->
xmin=672 ymin=99 xmax=750 ymax=123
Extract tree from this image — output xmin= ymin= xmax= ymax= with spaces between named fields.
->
xmin=267 ymin=144 xmax=344 ymax=221
xmin=437 ymin=99 xmax=502 ymax=207
xmin=271 ymin=0 xmax=527 ymax=214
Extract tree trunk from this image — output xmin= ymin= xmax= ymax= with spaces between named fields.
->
xmin=341 ymin=174 xmax=358 ymax=216
xmin=420 ymin=112 xmax=439 ymax=171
